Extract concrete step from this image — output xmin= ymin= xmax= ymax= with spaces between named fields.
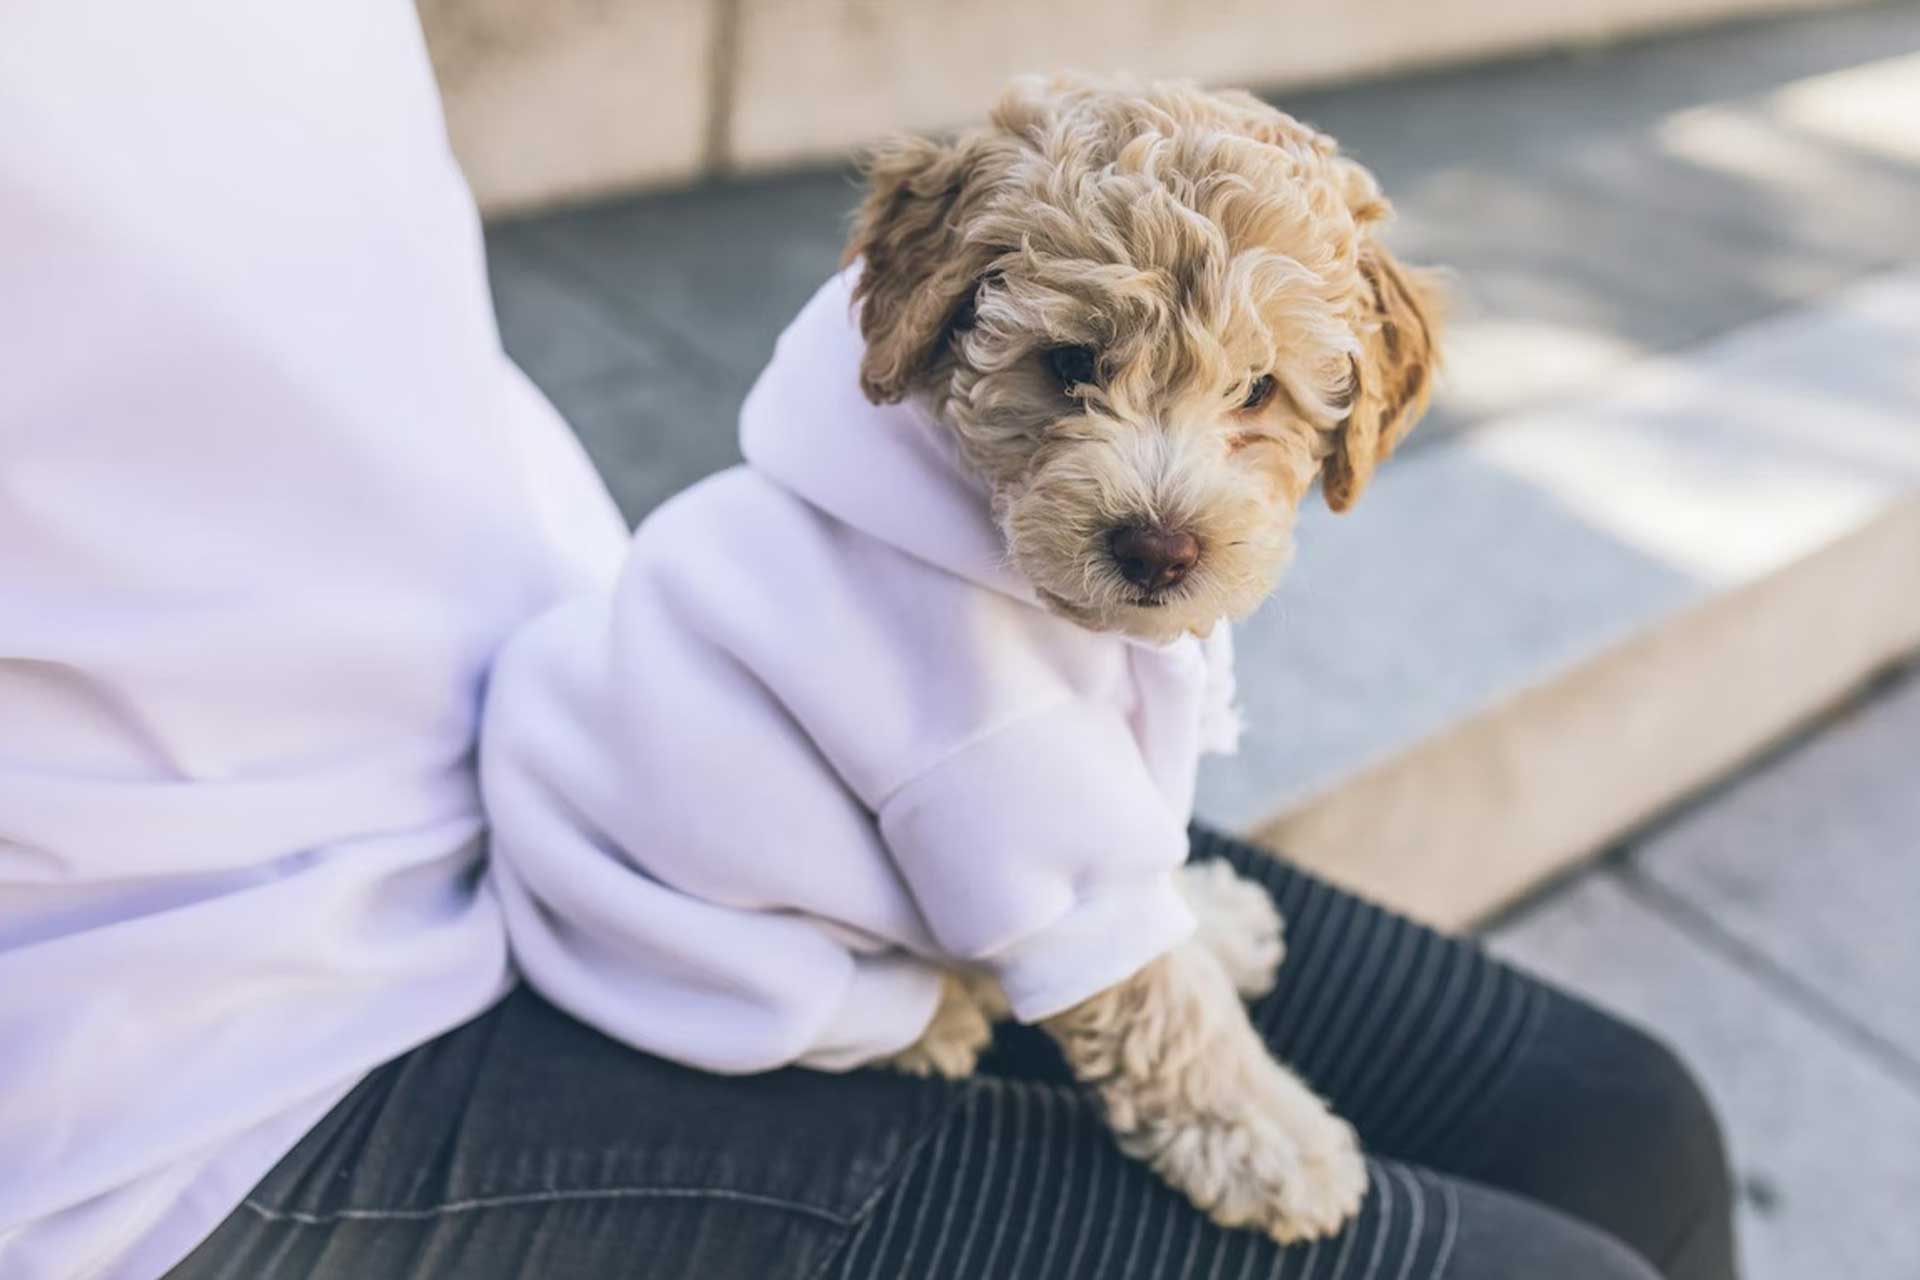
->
xmin=1624 ymin=663 xmax=1920 ymax=1066
xmin=1199 ymin=269 xmax=1920 ymax=927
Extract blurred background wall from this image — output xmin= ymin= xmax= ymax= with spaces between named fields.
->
xmin=418 ymin=0 xmax=1873 ymax=214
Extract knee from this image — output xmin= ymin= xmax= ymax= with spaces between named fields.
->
xmin=1589 ymin=1003 xmax=1733 ymax=1218
xmin=1446 ymin=1177 xmax=1666 ymax=1280
xmin=1475 ymin=994 xmax=1736 ymax=1278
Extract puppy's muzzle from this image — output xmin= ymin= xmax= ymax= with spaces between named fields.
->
xmin=1107 ymin=523 xmax=1200 ymax=593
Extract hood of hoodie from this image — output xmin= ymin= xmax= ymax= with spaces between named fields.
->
xmin=739 ymin=267 xmax=1041 ymax=607
xmin=740 ymin=268 xmax=1242 ymax=750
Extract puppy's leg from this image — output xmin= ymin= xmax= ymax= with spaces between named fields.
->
xmin=1178 ymin=859 xmax=1286 ymax=999
xmin=1044 ymin=942 xmax=1366 ymax=1242
xmin=881 ymin=970 xmax=1008 ymax=1079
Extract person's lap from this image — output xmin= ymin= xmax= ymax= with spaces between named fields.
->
xmin=167 ymin=830 xmax=1735 ymax=1280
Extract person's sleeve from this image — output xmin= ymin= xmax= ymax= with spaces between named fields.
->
xmin=876 ymin=698 xmax=1196 ymax=1023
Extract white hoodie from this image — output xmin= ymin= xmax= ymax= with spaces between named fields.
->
xmin=482 ymin=269 xmax=1240 ymax=1074
xmin=0 ymin=6 xmax=624 ymax=1276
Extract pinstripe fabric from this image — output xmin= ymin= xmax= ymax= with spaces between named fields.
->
xmin=823 ymin=830 xmax=1564 ymax=1280
xmin=827 ymin=1079 xmax=1459 ymax=1280
xmin=1184 ymin=828 xmax=1549 ymax=1167
xmin=173 ymin=828 xmax=1727 ymax=1280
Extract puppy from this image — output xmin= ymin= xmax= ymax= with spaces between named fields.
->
xmin=853 ymin=76 xmax=1440 ymax=1242
xmin=481 ymin=74 xmax=1438 ymax=1248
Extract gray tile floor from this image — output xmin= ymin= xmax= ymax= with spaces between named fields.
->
xmin=484 ymin=7 xmax=1920 ymax=1275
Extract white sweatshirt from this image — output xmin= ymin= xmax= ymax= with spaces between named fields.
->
xmin=482 ymin=269 xmax=1240 ymax=1074
xmin=0 ymin=5 xmax=626 ymax=1277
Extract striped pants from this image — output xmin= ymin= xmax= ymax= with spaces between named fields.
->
xmin=171 ymin=830 xmax=1737 ymax=1280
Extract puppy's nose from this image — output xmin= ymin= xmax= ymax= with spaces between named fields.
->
xmin=1107 ymin=524 xmax=1200 ymax=591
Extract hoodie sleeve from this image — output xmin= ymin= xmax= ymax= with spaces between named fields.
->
xmin=487 ymin=833 xmax=944 ymax=1074
xmin=876 ymin=698 xmax=1197 ymax=1023
xmin=481 ymin=591 xmax=948 ymax=1075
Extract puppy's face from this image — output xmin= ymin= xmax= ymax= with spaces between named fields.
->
xmin=849 ymin=77 xmax=1441 ymax=643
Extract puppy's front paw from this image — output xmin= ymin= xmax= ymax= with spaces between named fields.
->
xmin=879 ymin=973 xmax=997 ymax=1079
xmin=1154 ymin=1056 xmax=1367 ymax=1244
xmin=1067 ymin=946 xmax=1361 ymax=1243
xmin=1179 ymin=860 xmax=1286 ymax=999
xmin=1047 ymin=945 xmax=1363 ymax=1244
xmin=1240 ymin=1093 xmax=1368 ymax=1244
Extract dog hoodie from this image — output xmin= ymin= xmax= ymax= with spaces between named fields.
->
xmin=481 ymin=268 xmax=1241 ymax=1073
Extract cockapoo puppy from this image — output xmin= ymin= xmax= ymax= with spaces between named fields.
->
xmin=855 ymin=76 xmax=1440 ymax=1242
xmin=481 ymin=73 xmax=1439 ymax=1248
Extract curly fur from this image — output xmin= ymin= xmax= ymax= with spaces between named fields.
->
xmin=886 ymin=860 xmax=1363 ymax=1243
xmin=848 ymin=73 xmax=1441 ymax=644
xmin=862 ymin=75 xmax=1442 ymax=1242
xmin=1045 ymin=942 xmax=1367 ymax=1243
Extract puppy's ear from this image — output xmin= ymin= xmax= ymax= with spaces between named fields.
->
xmin=1322 ymin=165 xmax=1443 ymax=513
xmin=845 ymin=132 xmax=1001 ymax=404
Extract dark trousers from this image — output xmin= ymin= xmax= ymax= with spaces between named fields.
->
xmin=169 ymin=829 xmax=1738 ymax=1279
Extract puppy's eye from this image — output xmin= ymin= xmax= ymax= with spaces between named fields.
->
xmin=1047 ymin=345 xmax=1099 ymax=393
xmin=1240 ymin=374 xmax=1276 ymax=411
